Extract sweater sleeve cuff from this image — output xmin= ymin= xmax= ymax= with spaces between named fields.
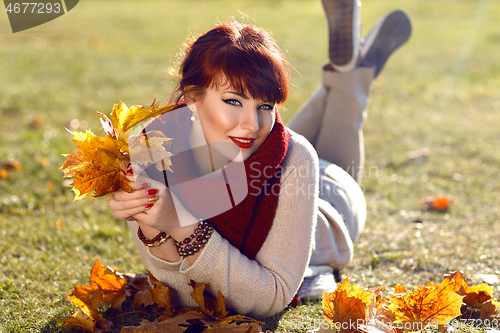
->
xmin=146 ymin=247 xmax=183 ymax=271
xmin=179 ymin=229 xmax=222 ymax=278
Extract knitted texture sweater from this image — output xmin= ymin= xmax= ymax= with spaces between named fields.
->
xmin=128 ymin=129 xmax=320 ymax=318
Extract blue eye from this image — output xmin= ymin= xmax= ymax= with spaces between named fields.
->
xmin=259 ymin=104 xmax=274 ymax=111
xmin=223 ymin=99 xmax=242 ymax=106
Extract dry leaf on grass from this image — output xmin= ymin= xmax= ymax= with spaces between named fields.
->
xmin=461 ymin=283 xmax=495 ymax=307
xmin=424 ymin=196 xmax=454 ymax=211
xmin=438 ymin=271 xmax=468 ymax=294
xmin=133 ymin=271 xmax=173 ymax=317
xmin=121 ymin=319 xmax=188 ymax=333
xmin=480 ymin=300 xmax=500 ymax=320
xmin=388 ymin=282 xmax=464 ymax=328
xmin=321 ymin=272 xmax=500 ymax=333
xmin=322 ymin=278 xmax=373 ymax=333
xmin=61 ymin=259 xmax=262 ymax=332
xmin=29 ymin=115 xmax=45 ymax=128
xmin=0 ymin=160 xmax=22 ymax=179
xmin=439 ymin=271 xmax=500 ymax=314
xmin=393 ymin=285 xmax=406 ymax=294
xmin=60 ymin=293 xmax=109 ymax=332
xmin=70 ymin=258 xmax=128 ymax=310
xmin=190 ymin=280 xmax=229 ymax=319
xmin=0 ymin=169 xmax=10 ymax=179
xmin=0 ymin=160 xmax=22 ymax=170
xmin=60 ymin=307 xmax=104 ymax=332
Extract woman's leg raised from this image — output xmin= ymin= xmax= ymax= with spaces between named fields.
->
xmin=288 ymin=65 xmax=374 ymax=183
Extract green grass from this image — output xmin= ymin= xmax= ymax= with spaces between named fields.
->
xmin=1 ymin=0 xmax=500 ymax=331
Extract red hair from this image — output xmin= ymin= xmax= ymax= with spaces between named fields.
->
xmin=172 ymin=21 xmax=289 ymax=105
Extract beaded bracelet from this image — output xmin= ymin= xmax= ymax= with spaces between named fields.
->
xmin=173 ymin=220 xmax=213 ymax=257
xmin=137 ymin=227 xmax=170 ymax=247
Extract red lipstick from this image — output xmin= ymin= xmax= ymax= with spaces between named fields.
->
xmin=229 ymin=136 xmax=256 ymax=149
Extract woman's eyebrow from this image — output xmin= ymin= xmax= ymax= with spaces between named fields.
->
xmin=226 ymin=91 xmax=249 ymax=99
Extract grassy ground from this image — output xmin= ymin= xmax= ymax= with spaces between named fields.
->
xmin=1 ymin=0 xmax=500 ymax=331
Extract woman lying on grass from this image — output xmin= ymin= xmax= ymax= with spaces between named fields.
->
xmin=107 ymin=3 xmax=411 ymax=315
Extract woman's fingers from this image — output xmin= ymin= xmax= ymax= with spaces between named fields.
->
xmin=109 ymin=192 xmax=157 ymax=208
xmin=132 ymin=212 xmax=152 ymax=224
xmin=110 ymin=170 xmax=165 ymax=222
xmin=126 ymin=173 xmax=166 ymax=193
xmin=132 ymin=173 xmax=167 ymax=190
xmin=129 ymin=178 xmax=142 ymax=191
xmin=113 ymin=204 xmax=154 ymax=221
xmin=109 ymin=192 xmax=158 ymax=221
xmin=127 ymin=174 xmax=150 ymax=191
xmin=108 ymin=188 xmax=160 ymax=223
xmin=111 ymin=189 xmax=146 ymax=201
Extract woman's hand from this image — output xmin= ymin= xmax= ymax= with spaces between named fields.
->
xmin=108 ymin=174 xmax=180 ymax=234
xmin=108 ymin=170 xmax=204 ymax=264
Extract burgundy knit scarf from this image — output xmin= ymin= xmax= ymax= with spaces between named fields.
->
xmin=143 ymin=106 xmax=290 ymax=259
xmin=209 ymin=111 xmax=290 ymax=259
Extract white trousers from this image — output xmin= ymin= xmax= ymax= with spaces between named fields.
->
xmin=288 ymin=66 xmax=374 ymax=268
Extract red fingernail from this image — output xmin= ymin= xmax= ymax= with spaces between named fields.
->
xmin=126 ymin=168 xmax=134 ymax=175
xmin=145 ymin=203 xmax=154 ymax=209
xmin=147 ymin=189 xmax=157 ymax=195
xmin=141 ymin=183 xmax=150 ymax=189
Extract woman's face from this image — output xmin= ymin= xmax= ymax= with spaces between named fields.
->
xmin=191 ymin=84 xmax=276 ymax=161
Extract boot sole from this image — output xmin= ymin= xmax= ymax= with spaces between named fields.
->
xmin=322 ymin=0 xmax=358 ymax=70
xmin=361 ymin=10 xmax=412 ymax=77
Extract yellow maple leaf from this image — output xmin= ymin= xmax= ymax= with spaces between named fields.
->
xmin=147 ymin=271 xmax=173 ymax=315
xmin=69 ymin=259 xmax=128 ymax=310
xmin=394 ymin=285 xmax=407 ymax=294
xmin=60 ymin=293 xmax=108 ymax=332
xmin=479 ymin=300 xmax=499 ymax=320
xmin=95 ymin=111 xmax=129 ymax=155
xmin=132 ymin=270 xmax=173 ymax=319
xmin=111 ymin=101 xmax=177 ymax=133
xmin=128 ymin=130 xmax=174 ymax=172
xmin=388 ymin=279 xmax=464 ymax=328
xmin=322 ymin=278 xmax=373 ymax=333
xmin=435 ymin=271 xmax=468 ymax=295
xmin=462 ymin=283 xmax=494 ymax=307
xmin=59 ymin=308 xmax=98 ymax=332
xmin=189 ymin=280 xmax=229 ymax=319
xmin=438 ymin=271 xmax=498 ymax=310
xmin=89 ymin=259 xmax=128 ymax=309
xmin=60 ymin=259 xmax=128 ymax=331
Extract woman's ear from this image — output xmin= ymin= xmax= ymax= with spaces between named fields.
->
xmin=183 ymin=86 xmax=205 ymax=105
xmin=184 ymin=91 xmax=196 ymax=105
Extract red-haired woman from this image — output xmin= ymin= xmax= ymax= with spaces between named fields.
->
xmin=108 ymin=2 xmax=411 ymax=318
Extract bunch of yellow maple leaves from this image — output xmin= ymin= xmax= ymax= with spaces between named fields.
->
xmin=60 ymin=101 xmax=177 ymax=201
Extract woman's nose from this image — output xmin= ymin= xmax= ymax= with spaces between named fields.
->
xmin=240 ymin=106 xmax=259 ymax=133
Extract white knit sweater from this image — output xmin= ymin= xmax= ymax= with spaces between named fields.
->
xmin=127 ymin=129 xmax=321 ymax=318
